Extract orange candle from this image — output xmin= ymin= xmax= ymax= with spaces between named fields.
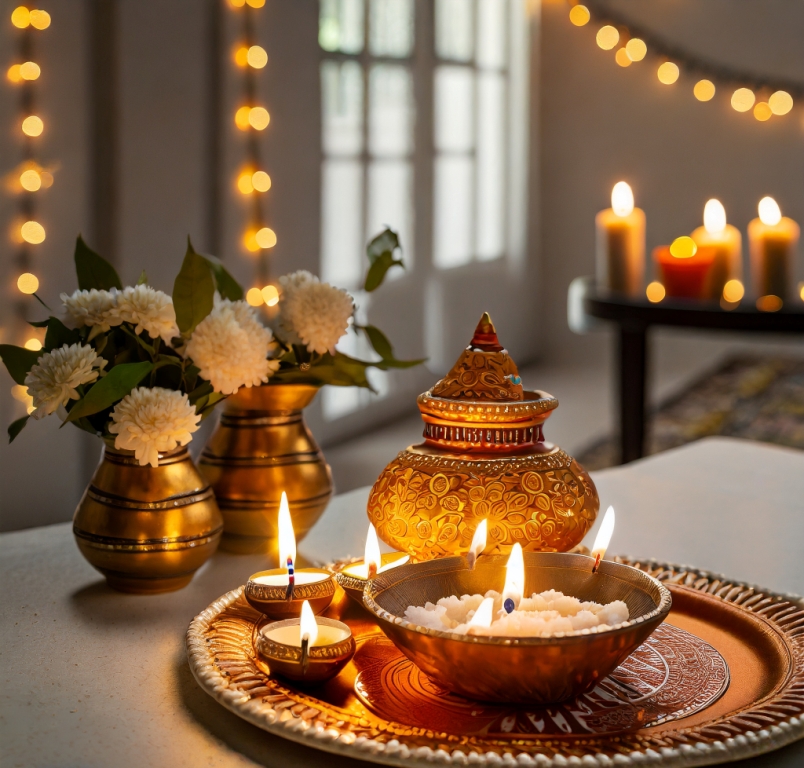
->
xmin=748 ymin=197 xmax=800 ymax=306
xmin=596 ymin=181 xmax=645 ymax=296
xmin=690 ymin=199 xmax=742 ymax=300
xmin=654 ymin=237 xmax=717 ymax=299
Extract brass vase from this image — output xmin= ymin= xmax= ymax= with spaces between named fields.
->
xmin=73 ymin=443 xmax=223 ymax=594
xmin=368 ymin=314 xmax=600 ymax=561
xmin=198 ymin=384 xmax=333 ymax=554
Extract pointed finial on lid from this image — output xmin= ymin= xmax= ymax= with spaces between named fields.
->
xmin=469 ymin=312 xmax=504 ymax=352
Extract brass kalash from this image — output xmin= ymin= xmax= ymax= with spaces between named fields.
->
xmin=368 ymin=313 xmax=599 ymax=560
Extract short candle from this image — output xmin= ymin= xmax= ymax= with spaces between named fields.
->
xmin=262 ymin=622 xmax=350 ymax=647
xmin=252 ymin=571 xmax=330 ymax=587
xmin=595 ymin=181 xmax=646 ymax=297
xmin=690 ymin=199 xmax=742 ymax=301
xmin=748 ymin=196 xmax=800 ymax=304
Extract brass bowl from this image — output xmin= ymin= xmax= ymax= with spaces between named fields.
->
xmin=363 ymin=552 xmax=672 ymax=704
xmin=245 ymin=568 xmax=336 ymax=619
xmin=254 ymin=617 xmax=356 ymax=683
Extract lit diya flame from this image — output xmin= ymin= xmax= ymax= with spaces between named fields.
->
xmin=299 ymin=599 xmax=318 ymax=674
xmin=501 ymin=542 xmax=525 ymax=614
xmin=466 ymin=519 xmax=488 ymax=571
xmin=350 ymin=524 xmax=410 ymax=579
xmin=467 ymin=596 xmax=494 ymax=634
xmin=591 ymin=505 xmax=616 ymax=573
xmin=277 ymin=491 xmax=297 ymax=599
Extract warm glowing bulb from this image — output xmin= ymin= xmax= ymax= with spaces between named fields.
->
xmin=255 ymin=227 xmax=277 ymax=248
xmin=246 ymin=287 xmax=264 ymax=306
xmin=17 ymin=272 xmax=39 ymax=293
xmin=261 ymin=284 xmax=279 ymax=306
xmin=7 ymin=64 xmax=23 ymax=83
xmin=299 ymin=600 xmax=318 ymax=646
xmin=277 ymin=491 xmax=296 ymax=567
xmin=753 ymin=102 xmax=772 ymax=122
xmin=769 ymin=91 xmax=793 ymax=116
xmin=657 ymin=62 xmax=679 ymax=85
xmin=39 ymin=170 xmax=53 ymax=188
xmin=22 ymin=115 xmax=44 ymax=137
xmin=20 ymin=169 xmax=41 ymax=191
xmin=611 ymin=181 xmax=634 ymax=217
xmin=234 ymin=106 xmax=251 ymax=130
xmin=20 ymin=61 xmax=40 ymax=80
xmin=722 ymin=279 xmax=744 ymax=303
xmin=625 ymin=38 xmax=646 ymax=61
xmin=233 ymin=45 xmax=249 ymax=67
xmin=251 ymin=170 xmax=271 ymax=192
xmin=467 ymin=597 xmax=495 ymax=632
xmin=703 ymin=199 xmax=727 ymax=234
xmin=21 ymin=221 xmax=45 ymax=244
xmin=568 ymin=5 xmax=589 ymax=26
xmin=24 ymin=338 xmax=42 ymax=351
xmin=243 ymin=229 xmax=260 ymax=252
xmin=591 ymin=506 xmax=615 ymax=563
xmin=11 ymin=6 xmax=30 ymax=28
xmin=229 ymin=0 xmax=246 ymax=7
xmin=693 ymin=79 xmax=715 ymax=102
xmin=799 ymin=282 xmax=804 ymax=302
xmin=596 ymin=25 xmax=619 ymax=51
xmin=758 ymin=196 xmax=782 ymax=226
xmin=248 ymin=106 xmax=270 ymax=130
xmin=731 ymin=88 xmax=755 ymax=113
xmin=11 ymin=384 xmax=30 ymax=402
xmin=646 ymin=281 xmax=665 ymax=303
xmin=756 ymin=295 xmax=783 ymax=312
xmin=246 ymin=0 xmax=266 ymax=7
xmin=247 ymin=45 xmax=268 ymax=68
xmin=237 ymin=170 xmax=254 ymax=194
xmin=670 ymin=236 xmax=697 ymax=259
xmin=615 ymin=48 xmax=631 ymax=68
xmin=502 ymin=542 xmax=525 ymax=610
xmin=29 ymin=9 xmax=50 ymax=29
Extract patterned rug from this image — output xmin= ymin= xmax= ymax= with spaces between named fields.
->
xmin=575 ymin=356 xmax=804 ymax=471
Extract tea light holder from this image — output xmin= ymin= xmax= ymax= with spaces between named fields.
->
xmin=335 ymin=553 xmax=409 ymax=605
xmin=255 ymin=616 xmax=355 ymax=682
xmin=245 ymin=568 xmax=336 ymax=619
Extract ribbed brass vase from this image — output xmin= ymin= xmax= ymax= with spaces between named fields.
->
xmin=73 ymin=443 xmax=223 ymax=594
xmin=198 ymin=384 xmax=333 ymax=554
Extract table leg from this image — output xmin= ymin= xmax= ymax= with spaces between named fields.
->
xmin=618 ymin=325 xmax=647 ymax=464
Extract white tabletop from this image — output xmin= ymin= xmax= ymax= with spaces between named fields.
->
xmin=2 ymin=437 xmax=803 ymax=767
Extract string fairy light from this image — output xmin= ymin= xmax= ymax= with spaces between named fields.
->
xmin=566 ymin=0 xmax=801 ymax=124
xmin=228 ymin=0 xmax=276 ymax=309
xmin=5 ymin=5 xmax=53 ymax=413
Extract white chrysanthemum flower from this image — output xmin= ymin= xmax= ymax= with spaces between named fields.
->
xmin=24 ymin=343 xmax=107 ymax=420
xmin=186 ymin=297 xmax=279 ymax=395
xmin=109 ymin=387 xmax=201 ymax=468
xmin=109 ymin=285 xmax=179 ymax=344
xmin=279 ymin=277 xmax=354 ymax=355
xmin=276 ymin=270 xmax=318 ymax=347
xmin=60 ymin=288 xmax=118 ymax=338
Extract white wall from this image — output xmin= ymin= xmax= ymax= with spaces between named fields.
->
xmin=539 ymin=0 xmax=804 ymax=370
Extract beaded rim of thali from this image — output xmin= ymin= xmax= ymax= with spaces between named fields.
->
xmin=186 ymin=558 xmax=804 ymax=767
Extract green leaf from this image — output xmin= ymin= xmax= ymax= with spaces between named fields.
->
xmin=0 ymin=345 xmax=41 ymax=385
xmin=173 ymin=239 xmax=215 ymax=335
xmin=74 ymin=235 xmax=122 ymax=291
xmin=137 ymin=270 xmax=148 ymax=285
xmin=360 ymin=324 xmax=394 ymax=359
xmin=370 ymin=356 xmax=427 ymax=370
xmin=65 ymin=361 xmax=153 ymax=422
xmin=29 ymin=318 xmax=50 ymax=328
xmin=367 ymin=228 xmax=400 ymax=263
xmin=44 ymin=317 xmax=81 ymax=351
xmin=8 ymin=415 xmax=30 ymax=443
xmin=364 ymin=252 xmax=404 ymax=292
xmin=203 ymin=254 xmax=244 ymax=301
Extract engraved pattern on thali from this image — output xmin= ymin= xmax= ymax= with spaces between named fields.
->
xmin=367 ymin=449 xmax=598 ymax=560
xmin=351 ymin=624 xmax=728 ymax=736
xmin=186 ymin=561 xmax=804 ymax=766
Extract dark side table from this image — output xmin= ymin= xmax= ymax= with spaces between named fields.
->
xmin=570 ymin=277 xmax=804 ymax=464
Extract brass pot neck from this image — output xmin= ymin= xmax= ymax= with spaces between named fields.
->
xmin=102 ymin=441 xmax=191 ymax=467
xmin=224 ymin=383 xmax=321 ymax=415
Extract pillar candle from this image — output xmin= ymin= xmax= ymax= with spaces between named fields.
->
xmin=654 ymin=237 xmax=717 ymax=299
xmin=690 ymin=199 xmax=742 ymax=300
xmin=748 ymin=197 xmax=800 ymax=304
xmin=596 ymin=181 xmax=645 ymax=296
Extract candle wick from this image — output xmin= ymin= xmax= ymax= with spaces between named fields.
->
xmin=367 ymin=560 xmax=378 ymax=579
xmin=285 ymin=556 xmax=295 ymax=600
xmin=466 ymin=551 xmax=477 ymax=571
xmin=592 ymin=553 xmax=602 ymax=574
xmin=300 ymin=634 xmax=310 ymax=675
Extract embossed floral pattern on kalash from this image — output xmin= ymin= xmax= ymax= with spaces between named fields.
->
xmin=368 ymin=314 xmax=600 ymax=561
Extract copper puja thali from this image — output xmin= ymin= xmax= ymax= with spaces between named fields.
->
xmin=187 ymin=558 xmax=804 ymax=767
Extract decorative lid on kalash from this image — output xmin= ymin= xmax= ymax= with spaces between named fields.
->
xmin=417 ymin=313 xmax=558 ymax=452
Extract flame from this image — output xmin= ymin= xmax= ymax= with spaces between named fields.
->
xmin=470 ymin=519 xmax=488 ymax=558
xmin=502 ymin=543 xmax=525 ymax=609
xmin=591 ymin=506 xmax=616 ymax=563
xmin=380 ymin=554 xmax=410 ymax=573
xmin=611 ymin=181 xmax=634 ymax=217
xmin=467 ymin=596 xmax=494 ymax=633
xmin=703 ymin=199 xmax=727 ymax=234
xmin=277 ymin=491 xmax=296 ymax=569
xmin=364 ymin=523 xmax=382 ymax=576
xmin=299 ymin=599 xmax=318 ymax=647
xmin=758 ymin=196 xmax=782 ymax=226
